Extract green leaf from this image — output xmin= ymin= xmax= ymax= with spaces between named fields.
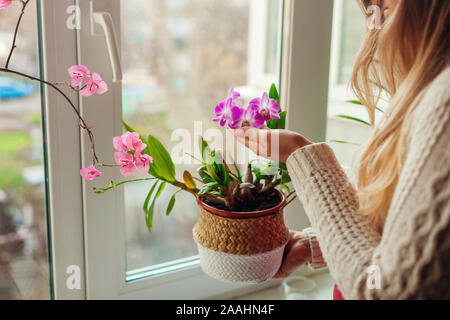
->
xmin=221 ymin=164 xmax=230 ymax=188
xmin=229 ymin=172 xmax=242 ymax=184
xmin=205 ymin=156 xmax=221 ymax=182
xmin=185 ymin=152 xmax=205 ymax=164
xmin=336 ymin=115 xmax=372 ymax=127
xmin=266 ymin=84 xmax=285 ymax=129
xmin=121 ymin=120 xmax=137 ymax=133
xmin=281 ymin=183 xmax=290 ymax=194
xmin=147 ymin=135 xmax=176 ymax=182
xmin=197 ymin=166 xmax=214 ymax=184
xmin=345 ymin=100 xmax=363 ymax=106
xmin=266 ymin=111 xmax=287 ymax=130
xmin=330 ymin=139 xmax=361 ymax=146
xmin=345 ymin=100 xmax=384 ymax=113
xmin=229 ymin=155 xmax=242 ymax=181
xmin=376 ymin=107 xmax=385 ymax=114
xmin=166 ymin=189 xmax=182 ymax=216
xmin=203 ymin=182 xmax=220 ymax=189
xmin=269 ymin=83 xmax=280 ymax=104
xmin=143 ymin=181 xmax=160 ymax=231
xmin=251 ymin=166 xmax=262 ymax=180
xmin=183 ymin=171 xmax=197 ymax=190
xmin=145 ymin=182 xmax=166 ymax=231
xmin=281 ymin=169 xmax=291 ymax=184
xmin=198 ymin=182 xmax=220 ymax=195
xmin=199 ymin=137 xmax=211 ymax=162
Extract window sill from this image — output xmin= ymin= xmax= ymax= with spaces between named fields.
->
xmin=232 ymin=269 xmax=334 ymax=300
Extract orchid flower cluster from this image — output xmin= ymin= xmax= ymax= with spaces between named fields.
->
xmin=88 ymin=84 xmax=291 ymax=231
xmin=113 ymin=132 xmax=153 ymax=178
xmin=68 ymin=65 xmax=108 ymax=97
xmin=213 ymin=88 xmax=281 ymax=129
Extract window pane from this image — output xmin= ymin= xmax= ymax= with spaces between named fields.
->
xmin=336 ymin=0 xmax=366 ymax=85
xmin=0 ymin=2 xmax=50 ymax=299
xmin=121 ymin=0 xmax=282 ymax=273
xmin=326 ymin=0 xmax=372 ymax=170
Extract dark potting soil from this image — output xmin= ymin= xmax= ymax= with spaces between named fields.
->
xmin=202 ymin=190 xmax=282 ymax=212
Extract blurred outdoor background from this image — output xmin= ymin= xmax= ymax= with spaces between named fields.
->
xmin=0 ymin=1 xmax=49 ymax=299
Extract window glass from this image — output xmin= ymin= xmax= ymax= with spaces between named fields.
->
xmin=0 ymin=1 xmax=50 ymax=299
xmin=326 ymin=0 xmax=372 ymax=171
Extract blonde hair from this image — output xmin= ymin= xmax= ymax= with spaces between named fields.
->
xmin=352 ymin=0 xmax=450 ymax=229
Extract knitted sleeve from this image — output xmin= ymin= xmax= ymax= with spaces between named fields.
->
xmin=303 ymin=227 xmax=327 ymax=270
xmin=286 ymin=70 xmax=450 ymax=299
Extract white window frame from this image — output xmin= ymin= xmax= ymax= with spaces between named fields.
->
xmin=40 ymin=0 xmax=86 ymax=300
xmin=42 ymin=0 xmax=334 ymax=299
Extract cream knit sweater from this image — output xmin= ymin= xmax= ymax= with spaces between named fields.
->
xmin=286 ymin=67 xmax=450 ymax=300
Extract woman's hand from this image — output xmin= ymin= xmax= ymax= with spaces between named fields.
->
xmin=273 ymin=230 xmax=312 ymax=279
xmin=230 ymin=128 xmax=312 ymax=163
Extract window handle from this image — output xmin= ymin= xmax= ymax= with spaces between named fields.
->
xmin=92 ymin=11 xmax=122 ymax=82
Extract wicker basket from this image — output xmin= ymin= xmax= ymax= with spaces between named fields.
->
xmin=193 ymin=191 xmax=290 ymax=283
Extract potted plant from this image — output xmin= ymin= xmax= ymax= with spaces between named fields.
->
xmin=90 ymin=85 xmax=296 ymax=282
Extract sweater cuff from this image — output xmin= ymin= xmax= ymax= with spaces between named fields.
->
xmin=303 ymin=227 xmax=327 ymax=270
xmin=286 ymin=143 xmax=341 ymax=182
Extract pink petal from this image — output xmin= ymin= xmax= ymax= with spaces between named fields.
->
xmin=113 ymin=136 xmax=127 ymax=151
xmin=269 ymin=99 xmax=281 ymax=113
xmin=95 ymin=81 xmax=108 ymax=95
xmin=0 ymin=1 xmax=12 ymax=9
xmin=80 ymin=168 xmax=90 ymax=180
xmin=252 ymin=114 xmax=265 ymax=128
xmin=262 ymin=92 xmax=269 ymax=105
xmin=68 ymin=65 xmax=90 ymax=76
xmin=120 ymin=165 xmax=135 ymax=178
xmin=80 ymin=81 xmax=96 ymax=97
xmin=80 ymin=165 xmax=102 ymax=181
xmin=270 ymin=112 xmax=281 ymax=120
xmin=114 ymin=152 xmax=124 ymax=165
xmin=249 ymin=98 xmax=261 ymax=105
xmin=214 ymin=102 xmax=225 ymax=116
xmin=90 ymin=72 xmax=103 ymax=83
xmin=123 ymin=132 xmax=143 ymax=151
xmin=230 ymin=106 xmax=244 ymax=123
xmin=135 ymin=153 xmax=153 ymax=173
xmin=68 ymin=65 xmax=90 ymax=87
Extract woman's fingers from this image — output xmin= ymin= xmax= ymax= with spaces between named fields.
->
xmin=230 ymin=127 xmax=271 ymax=157
xmin=273 ymin=231 xmax=310 ymax=279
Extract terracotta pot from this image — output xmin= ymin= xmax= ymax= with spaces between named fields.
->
xmin=193 ymin=191 xmax=290 ymax=283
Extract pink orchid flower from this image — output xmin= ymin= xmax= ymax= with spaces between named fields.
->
xmin=113 ymin=135 xmax=128 ymax=152
xmin=0 ymin=1 xmax=12 ymax=9
xmin=135 ymin=152 xmax=153 ymax=173
xmin=114 ymin=152 xmax=136 ymax=178
xmin=213 ymin=97 xmax=243 ymax=128
xmin=80 ymin=165 xmax=103 ymax=181
xmin=68 ymin=65 xmax=90 ymax=87
xmin=113 ymin=132 xmax=147 ymax=154
xmin=80 ymin=72 xmax=108 ymax=97
xmin=230 ymin=104 xmax=265 ymax=129
xmin=249 ymin=92 xmax=281 ymax=122
xmin=124 ymin=132 xmax=146 ymax=153
xmin=226 ymin=87 xmax=243 ymax=107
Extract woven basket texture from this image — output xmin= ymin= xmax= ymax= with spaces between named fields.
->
xmin=193 ymin=206 xmax=289 ymax=255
